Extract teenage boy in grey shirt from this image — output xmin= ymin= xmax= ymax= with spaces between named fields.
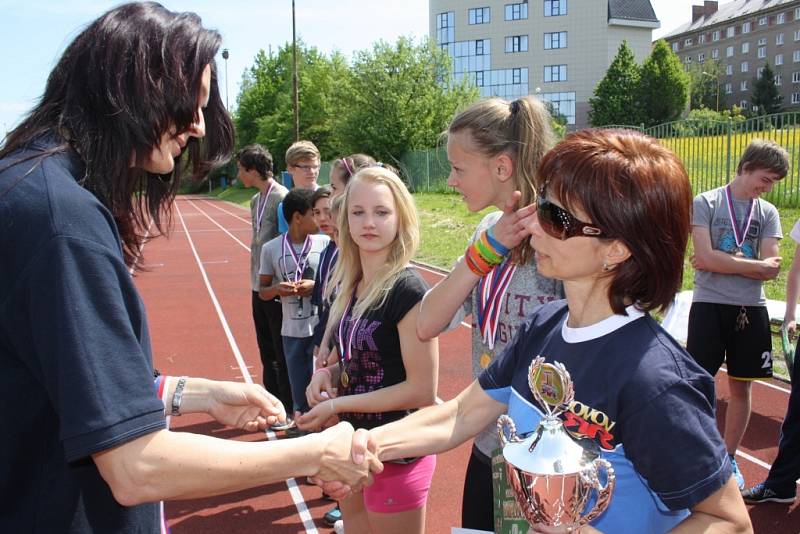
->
xmin=688 ymin=139 xmax=787 ymax=490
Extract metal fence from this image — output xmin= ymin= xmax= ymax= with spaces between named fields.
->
xmin=388 ymin=111 xmax=800 ymax=207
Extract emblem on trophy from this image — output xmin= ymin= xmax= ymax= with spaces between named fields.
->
xmin=497 ymin=356 xmax=615 ymax=529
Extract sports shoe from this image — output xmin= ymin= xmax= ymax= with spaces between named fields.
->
xmin=270 ymin=418 xmax=295 ymax=432
xmin=333 ymin=519 xmax=345 ymax=534
xmin=729 ymin=455 xmax=745 ymax=490
xmin=323 ymin=505 xmax=342 ymax=526
xmin=742 ymin=482 xmax=795 ymax=504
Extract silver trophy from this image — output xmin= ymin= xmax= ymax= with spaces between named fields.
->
xmin=497 ymin=357 xmax=615 ymax=529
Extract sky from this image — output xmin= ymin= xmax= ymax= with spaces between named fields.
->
xmin=0 ymin=0 xmax=701 ymax=135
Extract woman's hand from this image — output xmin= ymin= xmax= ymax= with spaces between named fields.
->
xmin=493 ymin=190 xmax=537 ymax=250
xmin=198 ymin=380 xmax=286 ymax=431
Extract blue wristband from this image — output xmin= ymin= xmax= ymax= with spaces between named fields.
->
xmin=486 ymin=226 xmax=511 ymax=256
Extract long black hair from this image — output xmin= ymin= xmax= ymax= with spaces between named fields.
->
xmin=0 ymin=2 xmax=234 ymax=267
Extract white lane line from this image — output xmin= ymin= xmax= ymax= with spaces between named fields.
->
xmin=175 ymin=201 xmax=318 ymax=534
xmin=187 ymin=199 xmax=250 ymax=252
xmin=172 ymin=228 xmax=251 ymax=234
xmin=201 ymin=198 xmax=252 ymax=224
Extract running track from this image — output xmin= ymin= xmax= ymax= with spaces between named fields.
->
xmin=132 ymin=196 xmax=800 ymax=533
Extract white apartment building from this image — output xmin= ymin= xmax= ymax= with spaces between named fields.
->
xmin=429 ymin=0 xmax=659 ymax=128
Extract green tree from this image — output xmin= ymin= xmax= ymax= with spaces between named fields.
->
xmin=332 ymin=37 xmax=478 ymax=165
xmin=751 ymin=62 xmax=783 ymax=115
xmin=639 ymin=39 xmax=690 ymax=126
xmin=588 ymin=40 xmax=643 ymax=127
xmin=235 ymin=41 xmax=349 ymax=171
xmin=688 ymin=61 xmax=726 ymax=111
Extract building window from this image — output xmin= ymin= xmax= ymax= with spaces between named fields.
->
xmin=506 ymin=2 xmax=529 ymax=20
xmin=777 ymin=74 xmax=783 ymax=85
xmin=741 ymin=100 xmax=749 ymax=109
xmin=794 ymin=50 xmax=800 ymax=62
xmin=543 ymin=0 xmax=566 ymax=17
xmin=758 ymin=37 xmax=767 ymax=46
xmin=544 ymin=32 xmax=567 ymax=50
xmin=726 ymin=64 xmax=733 ymax=75
xmin=713 ymin=30 xmax=720 ymax=41
xmin=742 ymin=61 xmax=749 ymax=72
xmin=726 ymin=46 xmax=734 ymax=57
xmin=741 ymin=80 xmax=748 ymax=91
xmin=778 ymin=12 xmax=786 ymax=24
xmin=699 ymin=52 xmax=705 ymax=63
xmin=795 ymin=30 xmax=800 ymax=41
xmin=539 ymin=91 xmax=576 ymax=124
xmin=777 ymin=53 xmax=784 ymax=65
xmin=712 ymin=48 xmax=720 ymax=59
xmin=742 ymin=42 xmax=750 ymax=54
xmin=778 ymin=33 xmax=785 ymax=46
xmin=727 ymin=26 xmax=735 ymax=38
xmin=758 ymin=46 xmax=767 ymax=58
xmin=793 ymin=71 xmax=800 ymax=83
xmin=544 ymin=64 xmax=567 ymax=82
xmin=476 ymin=40 xmax=485 ymax=55
xmin=512 ymin=68 xmax=522 ymax=84
xmin=685 ymin=38 xmax=693 ymax=47
xmin=758 ymin=66 xmax=765 ymax=77
xmin=505 ymin=35 xmax=528 ymax=53
xmin=475 ymin=71 xmax=485 ymax=86
xmin=759 ymin=16 xmax=768 ymax=26
xmin=796 ymin=7 xmax=800 ymax=19
xmin=672 ymin=42 xmax=679 ymax=52
xmin=469 ymin=7 xmax=491 ymax=25
xmin=793 ymin=92 xmax=800 ymax=103
xmin=725 ymin=82 xmax=733 ymax=94
xmin=743 ymin=21 xmax=751 ymax=33
xmin=436 ymin=12 xmax=455 ymax=46
xmin=685 ymin=56 xmax=693 ymax=64
xmin=699 ymin=34 xmax=706 ymax=44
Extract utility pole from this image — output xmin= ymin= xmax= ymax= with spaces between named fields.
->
xmin=292 ymin=0 xmax=300 ymax=141
xmin=222 ymin=49 xmax=230 ymax=110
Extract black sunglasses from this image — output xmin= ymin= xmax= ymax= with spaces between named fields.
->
xmin=537 ymin=197 xmax=604 ymax=240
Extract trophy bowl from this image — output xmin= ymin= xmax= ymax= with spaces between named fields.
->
xmin=497 ymin=357 xmax=615 ymax=529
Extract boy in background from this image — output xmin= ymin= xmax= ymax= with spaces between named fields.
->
xmin=259 ymin=189 xmax=330 ymax=426
xmin=278 ymin=140 xmax=321 ymax=233
xmin=236 ymin=145 xmax=292 ymax=430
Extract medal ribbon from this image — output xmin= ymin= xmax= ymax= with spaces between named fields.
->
xmin=281 ymin=233 xmax=313 ymax=283
xmin=476 ymin=260 xmax=517 ymax=349
xmin=255 ymin=182 xmax=275 ymax=231
xmin=337 ymin=292 xmax=361 ymax=366
xmin=724 ymin=184 xmax=755 ymax=250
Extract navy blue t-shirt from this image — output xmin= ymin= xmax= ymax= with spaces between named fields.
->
xmin=480 ymin=300 xmax=731 ymax=533
xmin=0 ymin=138 xmax=166 ymax=532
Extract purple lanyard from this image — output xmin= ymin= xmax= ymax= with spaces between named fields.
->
xmin=281 ymin=233 xmax=312 ymax=283
xmin=255 ymin=182 xmax=275 ymax=231
xmin=338 ymin=292 xmax=361 ymax=365
xmin=321 ymin=247 xmax=339 ymax=300
xmin=724 ymin=184 xmax=754 ymax=249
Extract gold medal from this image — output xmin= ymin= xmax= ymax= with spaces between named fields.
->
xmin=341 ymin=369 xmax=350 ymax=388
xmin=480 ymin=352 xmax=492 ymax=369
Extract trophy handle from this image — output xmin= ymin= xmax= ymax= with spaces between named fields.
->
xmin=496 ymin=414 xmax=521 ymax=446
xmin=578 ymin=458 xmax=616 ymax=525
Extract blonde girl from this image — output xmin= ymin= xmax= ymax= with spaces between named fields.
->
xmin=298 ymin=166 xmax=438 ymax=534
xmin=416 ymin=96 xmax=563 ymax=530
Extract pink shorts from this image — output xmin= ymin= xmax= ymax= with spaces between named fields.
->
xmin=363 ymin=454 xmax=437 ymax=513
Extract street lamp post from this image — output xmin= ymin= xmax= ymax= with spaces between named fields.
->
xmin=222 ymin=48 xmax=229 ymax=110
xmin=292 ymin=0 xmax=300 ymax=142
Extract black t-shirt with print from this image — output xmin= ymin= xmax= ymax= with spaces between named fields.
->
xmin=335 ymin=268 xmax=428 ymax=430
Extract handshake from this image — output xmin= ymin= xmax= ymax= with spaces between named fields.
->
xmin=303 ymin=422 xmax=382 ymax=500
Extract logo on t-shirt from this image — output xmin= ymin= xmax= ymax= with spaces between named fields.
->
xmin=561 ymin=400 xmax=618 ymax=451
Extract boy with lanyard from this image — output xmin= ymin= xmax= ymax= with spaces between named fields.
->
xmin=688 ymin=139 xmax=787 ymax=489
xmin=236 ymin=145 xmax=292 ymax=428
xmin=259 ymin=189 xmax=330 ymax=423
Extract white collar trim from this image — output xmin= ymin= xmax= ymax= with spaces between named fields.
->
xmin=561 ymin=305 xmax=645 ymax=343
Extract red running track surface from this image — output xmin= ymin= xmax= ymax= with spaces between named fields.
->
xmin=131 ymin=196 xmax=800 ymax=533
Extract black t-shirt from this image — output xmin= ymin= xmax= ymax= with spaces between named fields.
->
xmin=0 ymin=137 xmax=165 ymax=532
xmin=335 ymin=268 xmax=427 ymax=430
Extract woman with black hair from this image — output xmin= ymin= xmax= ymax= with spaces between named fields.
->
xmin=0 ymin=3 xmax=375 ymax=532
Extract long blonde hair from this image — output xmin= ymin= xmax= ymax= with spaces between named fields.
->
xmin=326 ymin=166 xmax=420 ymax=329
xmin=448 ymin=96 xmax=555 ymax=264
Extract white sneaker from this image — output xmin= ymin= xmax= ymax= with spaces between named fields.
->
xmin=333 ymin=519 xmax=345 ymax=534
